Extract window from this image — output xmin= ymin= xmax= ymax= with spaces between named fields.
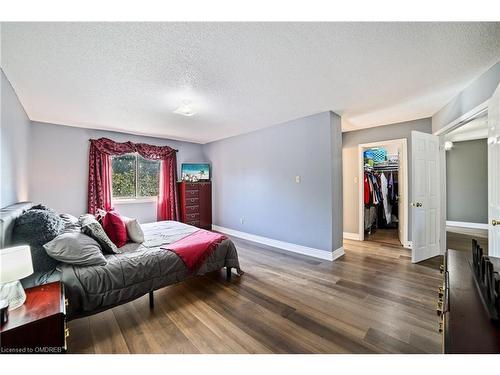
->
xmin=111 ymin=153 xmax=160 ymax=199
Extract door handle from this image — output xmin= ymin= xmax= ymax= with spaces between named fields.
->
xmin=411 ymin=202 xmax=423 ymax=208
xmin=493 ymin=219 xmax=499 ymax=226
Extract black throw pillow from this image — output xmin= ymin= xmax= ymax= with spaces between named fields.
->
xmin=12 ymin=209 xmax=65 ymax=273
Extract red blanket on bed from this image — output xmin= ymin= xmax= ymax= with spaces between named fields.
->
xmin=162 ymin=229 xmax=227 ymax=272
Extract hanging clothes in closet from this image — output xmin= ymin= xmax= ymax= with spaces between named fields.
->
xmin=363 ymin=148 xmax=399 ymax=233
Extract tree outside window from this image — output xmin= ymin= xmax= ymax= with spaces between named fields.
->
xmin=111 ymin=153 xmax=160 ymax=199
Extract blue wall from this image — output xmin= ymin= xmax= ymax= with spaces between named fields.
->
xmin=1 ymin=69 xmax=31 ymax=208
xmin=203 ymin=111 xmax=342 ymax=253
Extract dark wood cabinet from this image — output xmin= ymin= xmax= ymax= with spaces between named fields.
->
xmin=443 ymin=249 xmax=500 ymax=353
xmin=0 ymin=281 xmax=67 ymax=353
xmin=178 ymin=181 xmax=212 ymax=230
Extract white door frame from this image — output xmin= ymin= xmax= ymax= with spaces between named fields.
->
xmin=434 ymin=100 xmax=489 ymax=137
xmin=358 ymin=138 xmax=409 ymax=247
xmin=488 ymin=86 xmax=500 ymax=258
xmin=435 ymin=99 xmax=490 ymax=255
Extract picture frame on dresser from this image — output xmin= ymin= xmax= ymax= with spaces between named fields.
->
xmin=181 ymin=163 xmax=211 ymax=182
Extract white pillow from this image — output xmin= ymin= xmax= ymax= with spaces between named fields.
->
xmin=122 ymin=216 xmax=145 ymax=243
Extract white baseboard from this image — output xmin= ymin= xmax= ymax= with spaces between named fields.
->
xmin=331 ymin=246 xmax=345 ymax=261
xmin=446 ymin=221 xmax=488 ymax=230
xmin=343 ymin=232 xmax=360 ymax=241
xmin=212 ymin=225 xmax=343 ymax=262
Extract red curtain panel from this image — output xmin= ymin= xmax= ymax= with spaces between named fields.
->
xmin=87 ymin=137 xmax=179 ymax=221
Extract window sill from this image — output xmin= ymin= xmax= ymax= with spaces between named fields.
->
xmin=113 ymin=198 xmax=157 ymax=205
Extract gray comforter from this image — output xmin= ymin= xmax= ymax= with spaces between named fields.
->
xmin=59 ymin=221 xmax=240 ymax=319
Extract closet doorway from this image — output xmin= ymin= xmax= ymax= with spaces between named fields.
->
xmin=358 ymin=139 xmax=409 ymax=247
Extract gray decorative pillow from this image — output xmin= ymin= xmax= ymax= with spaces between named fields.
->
xmin=79 ymin=214 xmax=119 ymax=254
xmin=44 ymin=233 xmax=107 ymax=266
xmin=12 ymin=208 xmax=65 ymax=272
xmin=59 ymin=213 xmax=81 ymax=234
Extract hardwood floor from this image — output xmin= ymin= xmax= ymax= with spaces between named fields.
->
xmin=446 ymin=227 xmax=488 ymax=254
xmin=365 ymin=228 xmax=402 ymax=247
xmin=67 ymin=236 xmax=443 ymax=354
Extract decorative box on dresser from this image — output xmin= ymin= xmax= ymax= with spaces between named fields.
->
xmin=178 ymin=181 xmax=212 ymax=230
xmin=0 ymin=281 xmax=68 ymax=353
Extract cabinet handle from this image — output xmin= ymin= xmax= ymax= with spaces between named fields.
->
xmin=436 ymin=300 xmax=443 ymax=316
xmin=65 ymin=298 xmax=69 ymax=308
xmin=436 ymin=301 xmax=443 ymax=316
xmin=65 ymin=327 xmax=70 ymax=338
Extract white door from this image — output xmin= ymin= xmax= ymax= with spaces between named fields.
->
xmin=488 ymin=84 xmax=500 ymax=258
xmin=411 ymin=131 xmax=440 ymax=263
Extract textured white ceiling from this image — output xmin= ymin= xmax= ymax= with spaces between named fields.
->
xmin=2 ymin=22 xmax=500 ymax=143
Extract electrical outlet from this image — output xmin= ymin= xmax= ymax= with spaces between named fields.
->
xmin=295 ymin=175 xmax=301 ymax=183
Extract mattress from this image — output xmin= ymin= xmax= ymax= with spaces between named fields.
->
xmin=59 ymin=221 xmax=240 ymax=319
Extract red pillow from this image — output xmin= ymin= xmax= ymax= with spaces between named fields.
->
xmin=102 ymin=210 xmax=128 ymax=248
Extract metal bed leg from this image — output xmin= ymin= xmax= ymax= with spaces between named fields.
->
xmin=226 ymin=267 xmax=232 ymax=281
xmin=149 ymin=291 xmax=154 ymax=309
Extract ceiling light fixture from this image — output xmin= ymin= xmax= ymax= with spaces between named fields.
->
xmin=173 ymin=100 xmax=196 ymax=117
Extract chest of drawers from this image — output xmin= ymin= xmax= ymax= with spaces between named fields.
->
xmin=442 ymin=249 xmax=500 ymax=353
xmin=178 ymin=181 xmax=212 ymax=230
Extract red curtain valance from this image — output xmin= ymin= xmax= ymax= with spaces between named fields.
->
xmin=89 ymin=137 xmax=177 ymax=159
xmin=87 ymin=137 xmax=179 ymax=221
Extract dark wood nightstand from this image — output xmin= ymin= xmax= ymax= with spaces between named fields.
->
xmin=0 ymin=281 xmax=67 ymax=354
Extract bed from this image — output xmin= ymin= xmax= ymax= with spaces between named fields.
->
xmin=0 ymin=202 xmax=241 ymax=320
